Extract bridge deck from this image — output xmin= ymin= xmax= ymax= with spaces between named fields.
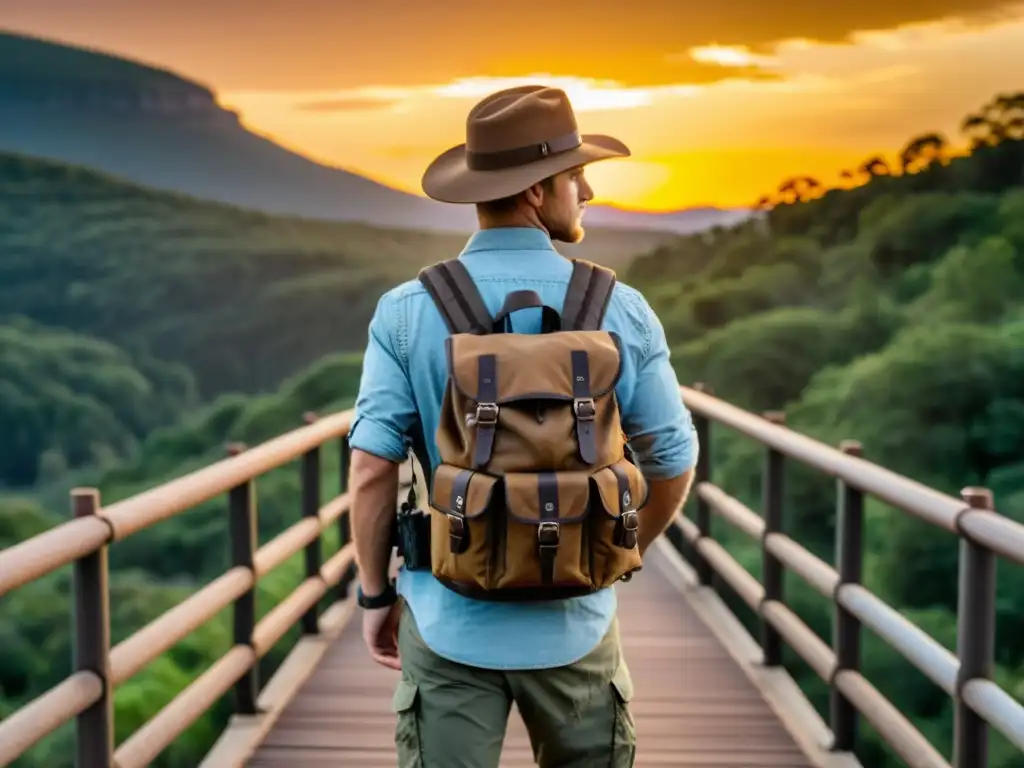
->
xmin=246 ymin=546 xmax=818 ymax=767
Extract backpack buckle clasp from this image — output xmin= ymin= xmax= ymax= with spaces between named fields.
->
xmin=616 ymin=511 xmax=639 ymax=550
xmin=475 ymin=402 xmax=499 ymax=425
xmin=537 ymin=521 xmax=560 ymax=547
xmin=448 ymin=513 xmax=466 ymax=553
xmin=573 ymin=398 xmax=596 ymax=421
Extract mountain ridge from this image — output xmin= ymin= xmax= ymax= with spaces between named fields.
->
xmin=0 ymin=30 xmax=750 ymax=234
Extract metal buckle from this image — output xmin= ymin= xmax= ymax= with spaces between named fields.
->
xmin=448 ymin=513 xmax=465 ymax=551
xmin=475 ymin=402 xmax=499 ymax=425
xmin=537 ymin=521 xmax=560 ymax=547
xmin=622 ymin=510 xmax=639 ymax=531
xmin=573 ymin=397 xmax=596 ymax=421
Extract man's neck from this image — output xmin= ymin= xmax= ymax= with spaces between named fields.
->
xmin=476 ymin=208 xmax=549 ymax=235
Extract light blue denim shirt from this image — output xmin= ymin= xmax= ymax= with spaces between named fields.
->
xmin=348 ymin=226 xmax=698 ymax=670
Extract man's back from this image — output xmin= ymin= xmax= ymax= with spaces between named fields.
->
xmin=348 ymin=225 xmax=698 ymax=671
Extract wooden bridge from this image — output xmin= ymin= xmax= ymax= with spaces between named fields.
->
xmin=2 ymin=385 xmax=1023 ymax=767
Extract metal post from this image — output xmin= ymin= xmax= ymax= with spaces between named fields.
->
xmin=954 ymin=487 xmax=997 ymax=768
xmin=680 ymin=382 xmax=713 ymax=584
xmin=830 ymin=440 xmax=863 ymax=752
xmin=226 ymin=442 xmax=259 ymax=715
xmin=338 ymin=433 xmax=354 ymax=599
xmin=71 ymin=488 xmax=113 ymax=768
xmin=760 ymin=411 xmax=786 ymax=667
xmin=301 ymin=412 xmax=322 ymax=634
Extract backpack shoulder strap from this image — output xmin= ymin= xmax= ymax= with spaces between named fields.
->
xmin=562 ymin=258 xmax=617 ymax=331
xmin=417 ymin=258 xmax=494 ymax=334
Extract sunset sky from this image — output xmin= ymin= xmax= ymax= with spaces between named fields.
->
xmin=6 ymin=0 xmax=1024 ymax=210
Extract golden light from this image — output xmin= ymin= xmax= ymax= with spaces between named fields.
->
xmin=432 ymin=76 xmax=656 ymax=112
xmin=687 ymin=44 xmax=777 ymax=69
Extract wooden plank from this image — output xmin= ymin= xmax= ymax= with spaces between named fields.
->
xmin=247 ymin=559 xmax=817 ymax=767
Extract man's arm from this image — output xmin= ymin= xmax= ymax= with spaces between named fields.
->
xmin=350 ymin=449 xmax=401 ymax=597
xmin=347 ymin=292 xmax=418 ymax=598
xmin=637 ymin=472 xmax=694 ymax=555
xmin=618 ymin=291 xmax=699 ymax=555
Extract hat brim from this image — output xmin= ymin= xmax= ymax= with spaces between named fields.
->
xmin=421 ymin=134 xmax=630 ymax=204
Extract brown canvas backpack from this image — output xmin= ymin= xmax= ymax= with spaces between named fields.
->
xmin=416 ymin=256 xmax=649 ymax=602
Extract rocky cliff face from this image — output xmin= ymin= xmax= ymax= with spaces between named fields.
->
xmin=0 ymin=81 xmax=238 ymax=122
xmin=0 ymin=32 xmax=238 ymax=123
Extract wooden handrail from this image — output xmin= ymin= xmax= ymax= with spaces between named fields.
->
xmin=0 ymin=411 xmax=359 ymax=768
xmin=673 ymin=383 xmax=1024 ymax=767
xmin=3 ymin=383 xmax=1023 ymax=768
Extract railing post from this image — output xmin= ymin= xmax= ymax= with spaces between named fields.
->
xmin=760 ymin=411 xmax=786 ymax=667
xmin=691 ymin=382 xmax=714 ymax=585
xmin=338 ymin=433 xmax=354 ymax=600
xmin=954 ymin=487 xmax=997 ymax=768
xmin=226 ymin=442 xmax=259 ymax=716
xmin=71 ymin=488 xmax=114 ymax=768
xmin=830 ymin=440 xmax=863 ymax=753
xmin=302 ymin=412 xmax=323 ymax=634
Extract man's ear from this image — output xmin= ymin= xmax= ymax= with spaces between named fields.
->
xmin=523 ymin=181 xmax=545 ymax=208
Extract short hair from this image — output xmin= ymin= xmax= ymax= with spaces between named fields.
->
xmin=476 ymin=175 xmax=556 ymax=216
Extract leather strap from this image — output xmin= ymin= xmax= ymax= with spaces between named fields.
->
xmin=609 ymin=463 xmax=639 ymax=549
xmin=418 ymin=259 xmax=494 ymax=335
xmin=571 ymin=350 xmax=598 ymax=464
xmin=472 ymin=354 xmax=498 ymax=468
xmin=447 ymin=470 xmax=474 ymax=554
xmin=562 ymin=259 xmax=616 ymax=331
xmin=466 ymin=131 xmax=582 ymax=171
xmin=537 ymin=472 xmax=560 ymax=586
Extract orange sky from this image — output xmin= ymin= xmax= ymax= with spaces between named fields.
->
xmin=6 ymin=1 xmax=1024 ymax=210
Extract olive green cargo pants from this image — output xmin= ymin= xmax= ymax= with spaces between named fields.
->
xmin=391 ymin=606 xmax=636 ymax=767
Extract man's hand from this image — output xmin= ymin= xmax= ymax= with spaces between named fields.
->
xmin=363 ymin=601 xmax=402 ymax=671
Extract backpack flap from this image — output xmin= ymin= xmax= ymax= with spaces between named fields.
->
xmin=439 ymin=330 xmax=624 ymax=471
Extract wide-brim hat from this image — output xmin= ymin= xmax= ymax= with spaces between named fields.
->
xmin=421 ymin=85 xmax=631 ymax=204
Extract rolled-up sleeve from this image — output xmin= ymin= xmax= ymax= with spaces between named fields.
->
xmin=618 ymin=293 xmax=698 ymax=480
xmin=348 ymin=292 xmax=417 ymax=463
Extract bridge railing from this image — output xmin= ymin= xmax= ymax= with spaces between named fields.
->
xmin=0 ymin=410 xmax=360 ymax=768
xmin=674 ymin=383 xmax=1024 ymax=768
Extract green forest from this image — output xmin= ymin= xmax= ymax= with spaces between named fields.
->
xmin=2 ymin=89 xmax=1024 ymax=767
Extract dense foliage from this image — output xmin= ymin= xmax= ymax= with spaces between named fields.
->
xmin=0 ymin=317 xmax=198 ymax=487
xmin=625 ymin=91 xmax=1024 ymax=767
xmin=0 ymin=151 xmax=670 ymax=405
xmin=0 ymin=151 xmax=471 ymax=400
xmin=1 ymin=352 xmax=364 ymax=768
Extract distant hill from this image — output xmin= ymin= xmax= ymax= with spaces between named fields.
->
xmin=0 ymin=30 xmax=748 ymax=234
xmin=0 ymin=150 xmax=677 ymax=399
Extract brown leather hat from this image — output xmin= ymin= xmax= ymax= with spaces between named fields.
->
xmin=421 ymin=85 xmax=631 ymax=204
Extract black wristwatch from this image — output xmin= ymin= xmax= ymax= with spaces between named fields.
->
xmin=357 ymin=581 xmax=397 ymax=609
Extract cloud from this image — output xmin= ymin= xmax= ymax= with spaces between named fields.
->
xmin=295 ymin=96 xmax=400 ymax=112
xmin=5 ymin=0 xmax=1022 ymax=90
xmin=674 ymin=44 xmax=782 ymax=70
xmin=216 ymin=6 xmax=1024 ymax=210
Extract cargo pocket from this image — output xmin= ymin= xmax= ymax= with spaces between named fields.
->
xmin=609 ymin=662 xmax=637 ymax=767
xmin=391 ymin=678 xmax=423 ymax=768
xmin=589 ymin=459 xmax=647 ymax=588
xmin=427 ymin=464 xmax=501 ymax=591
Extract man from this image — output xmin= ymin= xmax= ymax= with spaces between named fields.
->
xmin=347 ymin=84 xmax=698 ymax=768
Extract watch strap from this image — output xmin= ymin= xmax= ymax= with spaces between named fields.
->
xmin=357 ymin=581 xmax=397 ymax=609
